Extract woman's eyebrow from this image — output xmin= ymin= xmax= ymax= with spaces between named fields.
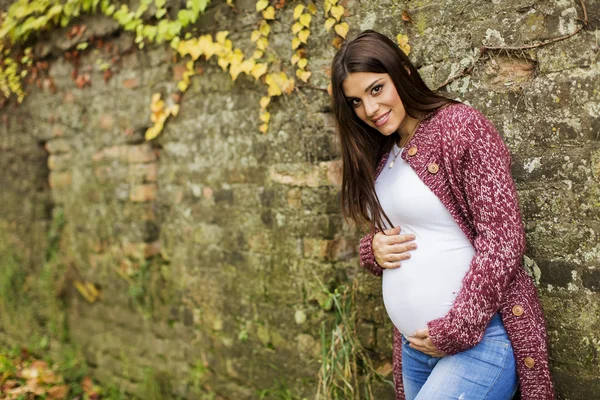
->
xmin=364 ymin=78 xmax=384 ymax=93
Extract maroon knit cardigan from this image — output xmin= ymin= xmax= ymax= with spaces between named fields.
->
xmin=358 ymin=104 xmax=554 ymax=399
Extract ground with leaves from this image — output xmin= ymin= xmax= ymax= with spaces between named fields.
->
xmin=0 ymin=347 xmax=116 ymax=400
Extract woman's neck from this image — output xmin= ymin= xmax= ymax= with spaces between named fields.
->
xmin=396 ymin=115 xmax=421 ymax=147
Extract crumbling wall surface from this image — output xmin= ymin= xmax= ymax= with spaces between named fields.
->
xmin=0 ymin=0 xmax=599 ymax=398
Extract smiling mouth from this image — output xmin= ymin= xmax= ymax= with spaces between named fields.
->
xmin=373 ymin=111 xmax=390 ymax=127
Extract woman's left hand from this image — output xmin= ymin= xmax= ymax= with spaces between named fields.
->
xmin=406 ymin=328 xmax=446 ymax=357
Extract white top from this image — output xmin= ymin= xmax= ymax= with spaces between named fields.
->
xmin=374 ymin=144 xmax=475 ymax=336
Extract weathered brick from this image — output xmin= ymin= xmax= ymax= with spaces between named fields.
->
xmin=128 ymin=163 xmax=158 ymax=182
xmin=99 ymin=113 xmax=114 ymax=130
xmin=286 ymin=188 xmax=302 ymax=208
xmin=127 ymin=144 xmax=156 ymax=164
xmin=49 ymin=172 xmax=71 ymax=189
xmin=129 ymin=184 xmax=157 ymax=202
xmin=45 ymin=138 xmax=70 ymax=154
xmin=47 ymin=154 xmax=72 ymax=171
xmin=122 ymin=77 xmax=139 ymax=89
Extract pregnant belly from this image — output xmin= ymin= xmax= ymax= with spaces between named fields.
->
xmin=381 ymin=245 xmax=474 ymax=336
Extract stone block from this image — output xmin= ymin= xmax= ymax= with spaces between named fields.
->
xmin=47 ymin=154 xmax=72 ymax=171
xmin=45 ymin=138 xmax=70 ymax=154
xmin=128 ymin=163 xmax=158 ymax=182
xmin=122 ymin=78 xmax=139 ymax=89
xmin=130 ymin=184 xmax=157 ymax=202
xmin=127 ymin=144 xmax=157 ymax=164
xmin=49 ymin=172 xmax=72 ymax=189
xmin=99 ymin=113 xmax=114 ymax=130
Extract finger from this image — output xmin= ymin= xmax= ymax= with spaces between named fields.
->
xmin=390 ymin=242 xmax=418 ymax=254
xmin=382 ymin=252 xmax=411 ymax=263
xmin=389 ymin=233 xmax=416 ymax=245
xmin=383 ymin=226 xmax=401 ymax=235
xmin=412 ymin=329 xmax=428 ymax=339
xmin=382 ymin=261 xmax=402 ymax=269
xmin=405 ymin=337 xmax=426 ymax=347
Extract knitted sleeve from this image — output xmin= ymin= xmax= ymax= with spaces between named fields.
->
xmin=427 ymin=109 xmax=526 ymax=354
xmin=359 ymin=231 xmax=384 ymax=277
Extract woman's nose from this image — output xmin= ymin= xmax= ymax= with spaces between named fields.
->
xmin=364 ymin=99 xmax=379 ymax=119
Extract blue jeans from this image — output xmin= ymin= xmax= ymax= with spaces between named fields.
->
xmin=401 ymin=313 xmax=518 ymax=400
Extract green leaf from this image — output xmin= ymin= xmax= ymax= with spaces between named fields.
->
xmin=155 ymin=0 xmax=167 ymax=8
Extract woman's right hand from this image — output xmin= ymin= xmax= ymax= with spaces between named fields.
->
xmin=372 ymin=226 xmax=417 ymax=269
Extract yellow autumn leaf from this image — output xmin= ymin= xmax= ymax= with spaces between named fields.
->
xmin=308 ymin=3 xmax=317 ymax=14
xmin=170 ymin=104 xmax=180 ymax=117
xmin=298 ymin=58 xmax=308 ymax=69
xmin=324 ymin=1 xmax=332 ymax=14
xmin=397 ymin=33 xmax=409 ymax=46
xmin=397 ymin=34 xmax=411 ymax=55
xmin=177 ymin=80 xmax=189 ymax=92
xmin=334 ymin=22 xmax=349 ymax=39
xmin=259 ymin=123 xmax=268 ymax=133
xmin=291 ymin=53 xmax=301 ymax=65
xmin=241 ymin=59 xmax=255 ymax=74
xmin=230 ymin=63 xmax=244 ymax=81
xmin=325 ymin=17 xmax=336 ymax=32
xmin=291 ymin=37 xmax=301 ymax=50
xmin=217 ymin=56 xmax=230 ymax=71
xmin=262 ymin=6 xmax=275 ymax=20
xmin=265 ymin=74 xmax=282 ymax=97
xmin=298 ymin=29 xmax=310 ymax=44
xmin=331 ymin=5 xmax=344 ymax=21
xmin=260 ymin=96 xmax=271 ymax=109
xmin=256 ymin=37 xmax=269 ymax=51
xmin=216 ymin=31 xmax=229 ymax=44
xmin=296 ymin=68 xmax=312 ymax=82
xmin=251 ymin=30 xmax=261 ymax=42
xmin=145 ymin=121 xmax=164 ymax=141
xmin=251 ymin=63 xmax=268 ymax=80
xmin=260 ymin=111 xmax=270 ymax=123
xmin=293 ymin=5 xmax=305 ymax=20
xmin=299 ymin=14 xmax=311 ymax=28
xmin=259 ymin=20 xmax=271 ymax=36
xmin=292 ymin=22 xmax=303 ymax=34
xmin=256 ymin=0 xmax=269 ymax=12
xmin=252 ymin=49 xmax=264 ymax=59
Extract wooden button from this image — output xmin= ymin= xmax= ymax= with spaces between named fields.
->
xmin=512 ymin=305 xmax=524 ymax=316
xmin=427 ymin=163 xmax=439 ymax=174
xmin=524 ymin=357 xmax=535 ymax=369
xmin=407 ymin=146 xmax=418 ymax=156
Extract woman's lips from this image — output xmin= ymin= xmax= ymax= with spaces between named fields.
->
xmin=374 ymin=111 xmax=390 ymax=127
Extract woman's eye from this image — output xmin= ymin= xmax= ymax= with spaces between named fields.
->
xmin=351 ymin=99 xmax=361 ymax=107
xmin=372 ymin=84 xmax=383 ymax=94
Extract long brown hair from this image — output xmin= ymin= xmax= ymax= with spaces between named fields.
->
xmin=331 ymin=29 xmax=458 ymax=234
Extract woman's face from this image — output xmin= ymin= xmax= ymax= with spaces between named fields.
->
xmin=342 ymin=72 xmax=407 ymax=137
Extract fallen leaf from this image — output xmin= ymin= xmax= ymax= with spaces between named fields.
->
xmin=260 ymin=96 xmax=271 ymax=109
xmin=291 ymin=53 xmax=301 ymax=65
xmin=256 ymin=0 xmax=269 ymax=12
xmin=334 ymin=22 xmax=349 ymax=39
xmin=325 ymin=18 xmax=336 ymax=32
xmin=299 ymin=14 xmax=311 ymax=28
xmin=401 ymin=10 xmax=412 ymax=22
xmin=262 ymin=6 xmax=275 ymax=20
xmin=251 ymin=30 xmax=261 ymax=42
xmin=331 ymin=5 xmax=344 ymax=21
xmin=291 ymin=37 xmax=301 ymax=50
xmin=298 ymin=58 xmax=308 ymax=69
xmin=47 ymin=384 xmax=69 ymax=399
xmin=307 ymin=3 xmax=317 ymax=14
xmin=259 ymin=21 xmax=271 ymax=36
xmin=296 ymin=68 xmax=312 ymax=82
xmin=293 ymin=5 xmax=305 ymax=20
xmin=298 ymin=29 xmax=310 ymax=44
xmin=259 ymin=123 xmax=268 ymax=133
xmin=292 ymin=22 xmax=303 ymax=34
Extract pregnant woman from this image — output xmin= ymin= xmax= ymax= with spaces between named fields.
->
xmin=330 ymin=30 xmax=554 ymax=399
